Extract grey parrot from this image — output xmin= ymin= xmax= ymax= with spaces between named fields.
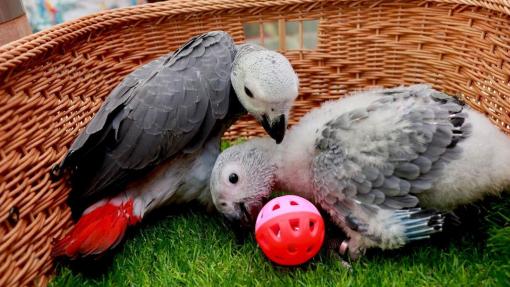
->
xmin=210 ymin=84 xmax=510 ymax=259
xmin=51 ymin=31 xmax=299 ymax=258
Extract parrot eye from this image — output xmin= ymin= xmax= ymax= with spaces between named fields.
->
xmin=228 ymin=173 xmax=239 ymax=184
xmin=244 ymin=86 xmax=254 ymax=98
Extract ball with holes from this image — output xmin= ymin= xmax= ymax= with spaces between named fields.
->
xmin=254 ymin=195 xmax=325 ymax=266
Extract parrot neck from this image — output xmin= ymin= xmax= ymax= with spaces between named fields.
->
xmin=272 ymin=142 xmax=315 ymax=201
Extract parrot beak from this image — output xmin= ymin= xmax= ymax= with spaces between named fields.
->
xmin=261 ymin=114 xmax=286 ymax=144
xmin=223 ymin=200 xmax=266 ymax=243
xmin=223 ymin=203 xmax=253 ymax=244
xmin=234 ymin=202 xmax=261 ymax=227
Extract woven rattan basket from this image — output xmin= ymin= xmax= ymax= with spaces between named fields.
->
xmin=1 ymin=0 xmax=510 ymax=285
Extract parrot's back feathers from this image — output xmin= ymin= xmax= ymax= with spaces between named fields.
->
xmin=312 ymin=85 xmax=471 ymax=211
xmin=54 ymin=31 xmax=239 ymax=214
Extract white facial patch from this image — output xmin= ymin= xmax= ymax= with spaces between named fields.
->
xmin=242 ymin=50 xmax=299 ymax=103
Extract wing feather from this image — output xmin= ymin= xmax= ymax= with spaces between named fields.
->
xmin=57 ymin=31 xmax=237 ymax=211
xmin=313 ymin=85 xmax=471 ymax=212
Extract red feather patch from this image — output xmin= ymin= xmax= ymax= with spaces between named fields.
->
xmin=52 ymin=199 xmax=141 ymax=259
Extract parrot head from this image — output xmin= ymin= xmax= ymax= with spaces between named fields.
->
xmin=210 ymin=138 xmax=277 ymax=231
xmin=231 ymin=45 xmax=299 ymax=144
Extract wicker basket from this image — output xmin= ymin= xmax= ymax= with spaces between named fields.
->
xmin=1 ymin=0 xmax=510 ymax=285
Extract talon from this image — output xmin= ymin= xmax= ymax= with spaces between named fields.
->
xmin=340 ymin=259 xmax=353 ymax=271
xmin=50 ymin=164 xmax=63 ymax=181
xmin=338 ymin=239 xmax=365 ymax=260
xmin=348 ymin=246 xmax=366 ymax=260
xmin=328 ymin=239 xmax=353 ymax=270
xmin=335 ymin=239 xmax=364 ymax=261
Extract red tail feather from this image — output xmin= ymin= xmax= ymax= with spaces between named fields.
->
xmin=52 ymin=199 xmax=141 ymax=259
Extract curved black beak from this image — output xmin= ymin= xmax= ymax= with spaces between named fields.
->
xmin=261 ymin=114 xmax=286 ymax=144
xmin=223 ymin=203 xmax=253 ymax=244
xmin=223 ymin=201 xmax=265 ymax=244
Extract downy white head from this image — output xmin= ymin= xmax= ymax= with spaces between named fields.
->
xmin=210 ymin=138 xmax=277 ymax=226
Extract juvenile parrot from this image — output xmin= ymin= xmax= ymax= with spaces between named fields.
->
xmin=210 ymin=84 xmax=510 ymax=259
xmin=51 ymin=31 xmax=299 ymax=259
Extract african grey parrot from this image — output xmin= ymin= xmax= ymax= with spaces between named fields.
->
xmin=51 ymin=31 xmax=299 ymax=258
xmin=210 ymin=84 xmax=510 ymax=259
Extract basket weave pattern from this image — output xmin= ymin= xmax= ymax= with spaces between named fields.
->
xmin=0 ymin=0 xmax=509 ymax=285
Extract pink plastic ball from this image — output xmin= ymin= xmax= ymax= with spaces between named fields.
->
xmin=255 ymin=195 xmax=325 ymax=266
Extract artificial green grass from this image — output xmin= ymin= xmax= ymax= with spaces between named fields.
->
xmin=51 ymin=196 xmax=509 ymax=287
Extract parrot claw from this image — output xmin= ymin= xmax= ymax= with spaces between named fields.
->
xmin=337 ymin=238 xmax=365 ymax=261
xmin=340 ymin=259 xmax=353 ymax=271
xmin=348 ymin=246 xmax=365 ymax=261
xmin=325 ymin=238 xmax=353 ymax=271
xmin=50 ymin=164 xmax=63 ymax=181
xmin=330 ymin=251 xmax=353 ymax=271
xmin=324 ymin=236 xmax=357 ymax=267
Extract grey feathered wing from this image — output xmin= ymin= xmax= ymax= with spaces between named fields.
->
xmin=312 ymin=86 xmax=471 ymax=223
xmin=56 ymin=31 xmax=237 ymax=212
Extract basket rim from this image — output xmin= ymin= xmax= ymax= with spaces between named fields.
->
xmin=0 ymin=0 xmax=319 ymax=77
xmin=0 ymin=0 xmax=508 ymax=78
